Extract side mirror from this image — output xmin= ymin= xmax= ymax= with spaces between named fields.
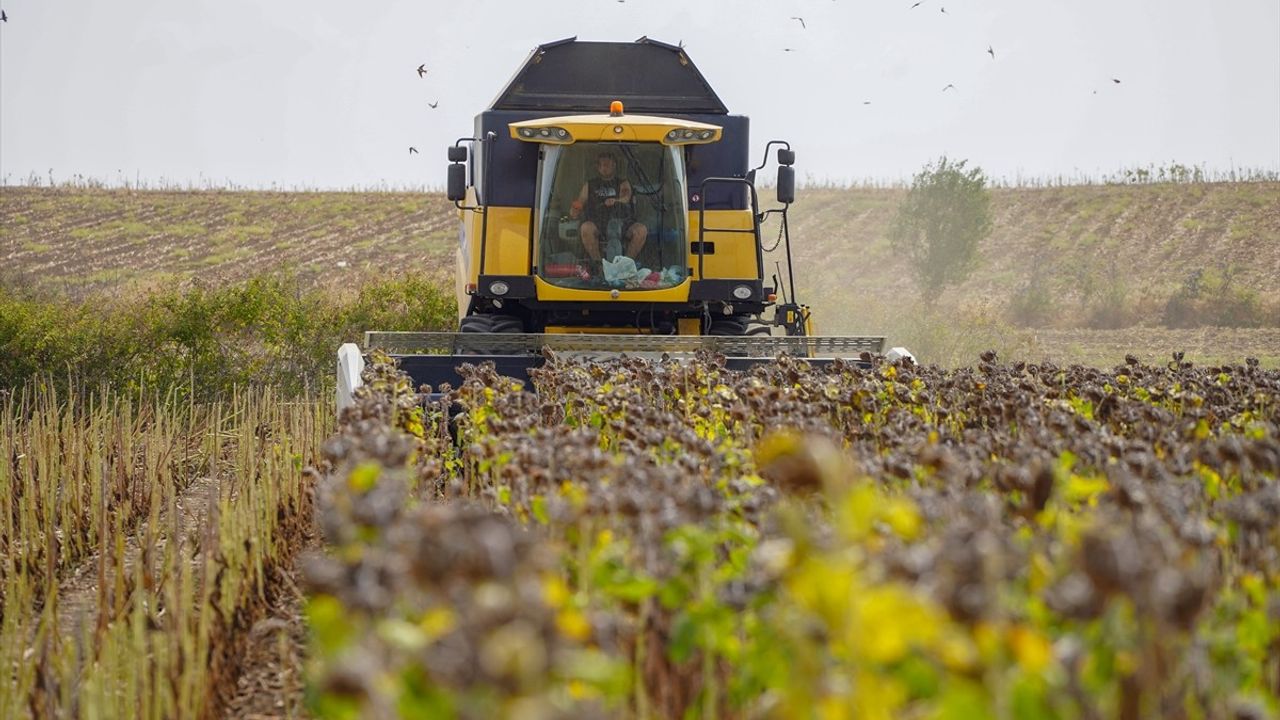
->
xmin=447 ymin=163 xmax=466 ymax=201
xmin=777 ymin=148 xmax=796 ymax=166
xmin=447 ymin=145 xmax=468 ymax=162
xmin=777 ymin=166 xmax=795 ymax=204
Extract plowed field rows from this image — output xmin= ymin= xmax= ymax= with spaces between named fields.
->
xmin=1 ymin=189 xmax=456 ymax=297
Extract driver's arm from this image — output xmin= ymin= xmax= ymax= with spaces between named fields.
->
xmin=618 ymin=179 xmax=633 ymax=204
xmin=571 ymin=182 xmax=589 ymax=217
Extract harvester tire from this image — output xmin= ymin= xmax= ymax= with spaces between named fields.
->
xmin=708 ymin=318 xmax=748 ymax=336
xmin=458 ymin=314 xmax=525 ymax=353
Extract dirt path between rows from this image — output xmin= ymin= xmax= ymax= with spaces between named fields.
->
xmin=45 ymin=465 xmax=317 ymax=720
xmin=220 ymin=534 xmax=318 ymax=720
xmin=53 ymin=475 xmax=219 ymax=640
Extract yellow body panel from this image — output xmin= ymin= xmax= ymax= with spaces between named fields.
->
xmin=689 ymin=209 xmax=758 ymax=279
xmin=677 ymin=318 xmax=701 ymax=335
xmin=456 ymin=194 xmax=533 ymax=319
xmin=462 ymin=205 xmax=530 ymax=277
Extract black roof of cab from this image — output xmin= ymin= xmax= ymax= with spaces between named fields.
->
xmin=489 ymin=37 xmax=729 ymax=115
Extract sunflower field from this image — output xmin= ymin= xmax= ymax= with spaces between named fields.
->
xmin=304 ymin=349 xmax=1279 ymax=720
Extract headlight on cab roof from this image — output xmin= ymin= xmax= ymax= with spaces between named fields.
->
xmin=662 ymin=126 xmax=719 ymax=145
xmin=515 ymin=126 xmax=572 ymax=143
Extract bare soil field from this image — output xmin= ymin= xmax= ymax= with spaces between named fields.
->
xmin=0 ymin=188 xmax=457 ymax=298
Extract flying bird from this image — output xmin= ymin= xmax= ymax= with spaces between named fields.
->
xmin=416 ymin=64 xmax=427 ymax=78
xmin=409 ymin=147 xmax=419 ymax=155
xmin=1 ymin=10 xmax=7 ymax=21
xmin=782 ymin=47 xmax=797 ymax=52
xmin=791 ymin=16 xmax=806 ymax=28
xmin=428 ymin=100 xmax=439 ymax=109
xmin=987 ymin=45 xmax=995 ymax=59
xmin=1112 ymin=78 xmax=1122 ymax=84
xmin=910 ymin=0 xmax=928 ymax=8
xmin=862 ymin=100 xmax=872 ymax=105
xmin=940 ymin=6 xmax=947 ymax=13
xmin=942 ymin=83 xmax=956 ymax=92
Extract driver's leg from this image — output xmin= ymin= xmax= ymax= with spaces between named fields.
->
xmin=580 ymin=221 xmax=601 ymax=261
xmin=625 ymin=222 xmax=648 ymax=260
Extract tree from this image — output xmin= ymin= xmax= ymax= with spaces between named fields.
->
xmin=889 ymin=157 xmax=992 ymax=304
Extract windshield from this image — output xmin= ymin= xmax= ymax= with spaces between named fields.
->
xmin=534 ymin=142 xmax=688 ymax=290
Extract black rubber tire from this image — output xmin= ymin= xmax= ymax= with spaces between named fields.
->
xmin=488 ymin=316 xmax=525 ymax=333
xmin=707 ymin=318 xmax=749 ymax=336
xmin=458 ymin=314 xmax=525 ymax=354
xmin=459 ymin=314 xmax=493 ymax=332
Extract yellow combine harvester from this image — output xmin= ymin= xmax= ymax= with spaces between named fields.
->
xmin=338 ymin=37 xmax=905 ymax=407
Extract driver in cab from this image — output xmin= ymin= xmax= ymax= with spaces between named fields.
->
xmin=569 ymin=151 xmax=648 ymax=267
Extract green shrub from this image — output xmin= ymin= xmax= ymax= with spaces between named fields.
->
xmin=1162 ymin=267 xmax=1271 ymax=328
xmin=1007 ymin=279 xmax=1056 ymax=326
xmin=0 ymin=274 xmax=456 ymax=397
xmin=889 ymin=157 xmax=993 ymax=304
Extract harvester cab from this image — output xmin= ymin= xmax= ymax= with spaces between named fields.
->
xmin=337 ymin=37 xmax=906 ymax=410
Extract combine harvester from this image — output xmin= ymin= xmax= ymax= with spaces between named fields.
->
xmin=338 ymin=37 xmax=908 ymax=409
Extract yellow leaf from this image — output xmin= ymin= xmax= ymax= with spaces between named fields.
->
xmin=418 ymin=606 xmax=457 ymax=642
xmin=346 ymin=461 xmax=381 ymax=492
xmin=556 ymin=609 xmax=591 ymax=641
xmin=1008 ymin=625 xmax=1052 ymax=674
xmin=542 ymin=575 xmax=571 ymax=609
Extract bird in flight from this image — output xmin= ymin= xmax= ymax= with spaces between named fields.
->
xmin=782 ymin=47 xmax=797 ymax=52
xmin=1 ymin=10 xmax=7 ymax=21
xmin=409 ymin=147 xmax=419 ymax=155
xmin=428 ymin=100 xmax=439 ymax=109
xmin=863 ymin=100 xmax=872 ymax=105
xmin=1112 ymin=78 xmax=1122 ymax=84
xmin=417 ymin=64 xmax=428 ymax=78
xmin=910 ymin=0 xmax=929 ymax=8
xmin=987 ymin=45 xmax=995 ymax=59
xmin=942 ymin=84 xmax=956 ymax=92
xmin=791 ymin=16 xmax=806 ymax=28
xmin=940 ymin=6 xmax=947 ymax=13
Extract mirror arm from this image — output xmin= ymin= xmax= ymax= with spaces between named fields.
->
xmin=749 ymin=140 xmax=792 ymax=174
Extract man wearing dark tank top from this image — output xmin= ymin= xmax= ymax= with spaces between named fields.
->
xmin=569 ymin=151 xmax=649 ymax=266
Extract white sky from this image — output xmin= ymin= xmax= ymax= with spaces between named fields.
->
xmin=1 ymin=0 xmax=1277 ymax=189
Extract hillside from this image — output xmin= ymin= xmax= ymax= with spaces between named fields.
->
xmin=773 ymin=183 xmax=1280 ymax=331
xmin=0 ymin=188 xmax=458 ymax=297
xmin=3 ymin=182 xmax=1278 ymax=363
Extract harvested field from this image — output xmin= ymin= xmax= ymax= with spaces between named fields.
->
xmin=0 ymin=388 xmax=329 ymax=719
xmin=1027 ymin=327 xmax=1280 ymax=369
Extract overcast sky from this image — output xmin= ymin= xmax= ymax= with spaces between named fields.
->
xmin=1 ymin=0 xmax=1277 ymax=189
